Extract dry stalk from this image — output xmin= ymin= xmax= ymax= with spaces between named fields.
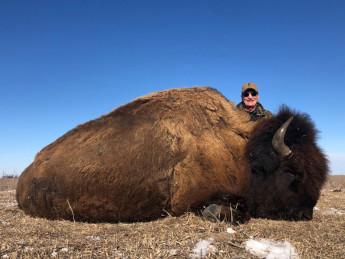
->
xmin=227 ymin=241 xmax=244 ymax=249
xmin=67 ymin=198 xmax=75 ymax=222
xmin=162 ymin=209 xmax=172 ymax=217
xmin=230 ymin=205 xmax=234 ymax=223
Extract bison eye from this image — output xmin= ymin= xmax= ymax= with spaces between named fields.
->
xmin=276 ymin=171 xmax=295 ymax=187
xmin=283 ymin=172 xmax=295 ymax=184
xmin=283 ymin=171 xmax=303 ymax=192
xmin=287 ymin=171 xmax=303 ymax=182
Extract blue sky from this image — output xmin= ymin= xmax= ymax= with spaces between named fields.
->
xmin=1 ymin=0 xmax=344 ymax=175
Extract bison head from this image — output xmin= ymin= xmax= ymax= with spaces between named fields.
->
xmin=246 ymin=106 xmax=328 ymax=221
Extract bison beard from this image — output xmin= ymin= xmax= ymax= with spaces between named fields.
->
xmin=16 ymin=87 xmax=328 ymax=224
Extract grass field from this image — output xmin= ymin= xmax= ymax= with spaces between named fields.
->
xmin=1 ymin=176 xmax=344 ymax=258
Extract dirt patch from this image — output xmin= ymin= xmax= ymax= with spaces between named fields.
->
xmin=1 ymin=176 xmax=344 ymax=258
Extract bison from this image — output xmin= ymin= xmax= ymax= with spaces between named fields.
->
xmin=16 ymin=87 xmax=328 ymax=223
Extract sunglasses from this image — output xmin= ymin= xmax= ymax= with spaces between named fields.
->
xmin=243 ymin=92 xmax=258 ymax=97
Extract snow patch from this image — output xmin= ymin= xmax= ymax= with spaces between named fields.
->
xmin=322 ymin=208 xmax=345 ymax=216
xmin=190 ymin=238 xmax=217 ymax=258
xmin=226 ymin=227 xmax=236 ymax=234
xmin=60 ymin=248 xmax=69 ymax=253
xmin=86 ymin=235 xmax=101 ymax=240
xmin=169 ymin=249 xmax=181 ymax=256
xmin=16 ymin=241 xmax=28 ymax=246
xmin=23 ymin=247 xmax=34 ymax=252
xmin=245 ymin=238 xmax=299 ymax=259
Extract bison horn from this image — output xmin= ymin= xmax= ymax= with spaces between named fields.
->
xmin=272 ymin=116 xmax=293 ymax=158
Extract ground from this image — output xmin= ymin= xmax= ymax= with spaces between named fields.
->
xmin=0 ymin=176 xmax=344 ymax=258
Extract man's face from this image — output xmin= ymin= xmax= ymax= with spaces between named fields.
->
xmin=241 ymin=89 xmax=259 ymax=108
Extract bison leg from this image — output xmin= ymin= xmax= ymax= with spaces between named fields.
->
xmin=201 ymin=193 xmax=250 ymax=224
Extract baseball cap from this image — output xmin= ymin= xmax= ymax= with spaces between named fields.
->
xmin=242 ymin=82 xmax=258 ymax=93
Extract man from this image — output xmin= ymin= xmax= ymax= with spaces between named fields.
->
xmin=236 ymin=82 xmax=273 ymax=121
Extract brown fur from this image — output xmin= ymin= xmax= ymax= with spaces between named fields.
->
xmin=16 ymin=87 xmax=255 ymax=222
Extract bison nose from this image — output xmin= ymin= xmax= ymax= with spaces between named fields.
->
xmin=299 ymin=209 xmax=313 ymax=221
xmin=202 ymin=204 xmax=222 ymax=221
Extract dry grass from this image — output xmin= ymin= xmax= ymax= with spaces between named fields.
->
xmin=1 ymin=176 xmax=344 ymax=258
xmin=0 ymin=178 xmax=18 ymax=192
xmin=323 ymin=175 xmax=345 ymax=191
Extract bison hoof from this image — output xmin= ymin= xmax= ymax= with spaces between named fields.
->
xmin=202 ymin=204 xmax=222 ymax=222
